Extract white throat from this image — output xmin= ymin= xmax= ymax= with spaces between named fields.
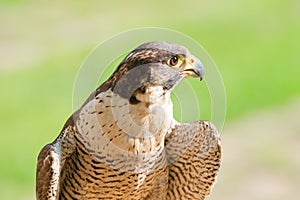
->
xmin=77 ymin=87 xmax=176 ymax=154
xmin=134 ymin=85 xmax=170 ymax=105
xmin=129 ymin=86 xmax=175 ymax=137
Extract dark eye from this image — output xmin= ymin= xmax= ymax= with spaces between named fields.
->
xmin=170 ymin=56 xmax=178 ymax=66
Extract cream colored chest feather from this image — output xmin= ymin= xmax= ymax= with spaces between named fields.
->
xmin=76 ymin=89 xmax=175 ymax=154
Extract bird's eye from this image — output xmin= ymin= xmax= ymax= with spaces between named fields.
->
xmin=167 ymin=55 xmax=183 ymax=68
xmin=169 ymin=56 xmax=178 ymax=66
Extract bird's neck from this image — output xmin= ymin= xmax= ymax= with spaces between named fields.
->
xmin=128 ymin=86 xmax=175 ymax=135
xmin=76 ymin=88 xmax=176 ymax=154
xmin=123 ymin=86 xmax=175 ymax=139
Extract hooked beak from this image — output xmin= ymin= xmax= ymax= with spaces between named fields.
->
xmin=180 ymin=56 xmax=204 ymax=80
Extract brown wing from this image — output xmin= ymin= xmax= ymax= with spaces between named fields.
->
xmin=165 ymin=120 xmax=222 ymax=200
xmin=36 ymin=143 xmax=61 ymax=200
xmin=36 ymin=123 xmax=76 ymax=200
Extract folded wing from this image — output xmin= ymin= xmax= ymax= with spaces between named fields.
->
xmin=165 ymin=121 xmax=222 ymax=200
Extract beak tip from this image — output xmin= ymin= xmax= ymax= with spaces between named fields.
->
xmin=197 ymin=62 xmax=204 ymax=81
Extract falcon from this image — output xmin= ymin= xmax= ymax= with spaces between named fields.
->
xmin=36 ymin=41 xmax=221 ymax=200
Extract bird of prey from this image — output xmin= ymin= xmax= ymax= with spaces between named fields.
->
xmin=36 ymin=41 xmax=221 ymax=200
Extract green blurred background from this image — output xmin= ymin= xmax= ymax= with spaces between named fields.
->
xmin=0 ymin=0 xmax=299 ymax=199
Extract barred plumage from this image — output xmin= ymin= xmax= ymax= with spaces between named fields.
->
xmin=36 ymin=41 xmax=221 ymax=200
xmin=166 ymin=121 xmax=221 ymax=200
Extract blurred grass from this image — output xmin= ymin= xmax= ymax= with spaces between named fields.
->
xmin=0 ymin=0 xmax=299 ymax=199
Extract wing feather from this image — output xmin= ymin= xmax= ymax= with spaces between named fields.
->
xmin=165 ymin=120 xmax=221 ymax=200
xmin=36 ymin=123 xmax=76 ymax=200
xmin=36 ymin=143 xmax=61 ymax=200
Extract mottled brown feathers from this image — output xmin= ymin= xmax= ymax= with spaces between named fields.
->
xmin=36 ymin=41 xmax=221 ymax=200
xmin=165 ymin=121 xmax=221 ymax=200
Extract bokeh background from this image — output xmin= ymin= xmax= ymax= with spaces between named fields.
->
xmin=0 ymin=0 xmax=299 ymax=199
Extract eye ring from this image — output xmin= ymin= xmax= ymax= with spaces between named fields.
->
xmin=169 ymin=56 xmax=178 ymax=66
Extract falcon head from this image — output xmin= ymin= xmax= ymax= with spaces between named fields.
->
xmin=104 ymin=41 xmax=204 ymax=104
